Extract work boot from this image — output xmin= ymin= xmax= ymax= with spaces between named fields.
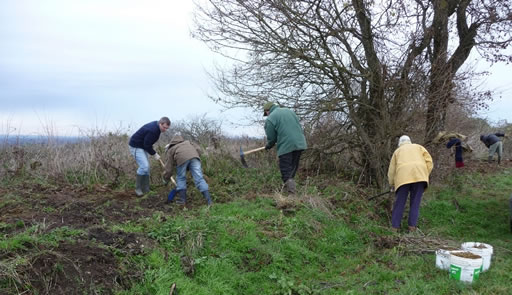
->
xmin=498 ymin=156 xmax=502 ymax=165
xmin=201 ymin=190 xmax=213 ymax=206
xmin=488 ymin=156 xmax=493 ymax=163
xmin=176 ymin=189 xmax=187 ymax=206
xmin=285 ymin=179 xmax=296 ymax=194
xmin=135 ymin=174 xmax=144 ymax=196
xmin=166 ymin=189 xmax=177 ymax=204
xmin=141 ymin=175 xmax=150 ymax=194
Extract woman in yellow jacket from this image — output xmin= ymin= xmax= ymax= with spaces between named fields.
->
xmin=388 ymin=135 xmax=433 ymax=232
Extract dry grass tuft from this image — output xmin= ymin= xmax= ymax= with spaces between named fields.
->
xmin=271 ymin=192 xmax=335 ymax=218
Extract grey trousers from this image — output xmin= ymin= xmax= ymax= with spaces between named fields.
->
xmin=489 ymin=141 xmax=503 ymax=159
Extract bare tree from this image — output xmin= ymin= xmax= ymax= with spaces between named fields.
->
xmin=424 ymin=0 xmax=512 ymax=144
xmin=192 ymin=0 xmax=511 ymax=187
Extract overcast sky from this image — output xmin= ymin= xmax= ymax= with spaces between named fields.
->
xmin=0 ymin=0 xmax=261 ymax=137
xmin=0 ymin=1 xmax=511 ymax=137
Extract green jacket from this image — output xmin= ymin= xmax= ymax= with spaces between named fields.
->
xmin=264 ymin=105 xmax=307 ymax=156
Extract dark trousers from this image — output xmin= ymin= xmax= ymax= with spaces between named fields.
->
xmin=278 ymin=150 xmax=303 ymax=183
xmin=391 ymin=182 xmax=426 ymax=228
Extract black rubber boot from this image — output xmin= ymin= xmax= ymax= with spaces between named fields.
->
xmin=285 ymin=179 xmax=296 ymax=194
xmin=135 ymin=174 xmax=144 ymax=196
xmin=201 ymin=190 xmax=213 ymax=206
xmin=176 ymin=189 xmax=187 ymax=205
xmin=498 ymin=156 xmax=501 ymax=165
xmin=488 ymin=156 xmax=493 ymax=163
xmin=141 ymin=175 xmax=150 ymax=194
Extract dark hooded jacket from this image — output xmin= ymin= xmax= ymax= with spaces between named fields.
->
xmin=446 ymin=138 xmax=463 ymax=162
xmin=163 ymin=135 xmax=202 ymax=180
xmin=480 ymin=133 xmax=505 ymax=148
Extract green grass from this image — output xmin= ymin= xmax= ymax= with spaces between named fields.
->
xmin=2 ymin=163 xmax=512 ymax=294
xmin=115 ymin=170 xmax=512 ymax=294
xmin=118 ymin=198 xmax=365 ymax=295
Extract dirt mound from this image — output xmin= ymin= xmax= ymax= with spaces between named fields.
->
xmin=0 ymin=183 xmax=173 ymax=294
xmin=88 ymin=227 xmax=155 ymax=255
xmin=0 ymin=186 xmax=173 ymax=235
xmin=23 ymin=241 xmax=135 ymax=295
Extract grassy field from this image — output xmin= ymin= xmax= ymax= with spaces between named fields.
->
xmin=1 ymin=155 xmax=511 ymax=294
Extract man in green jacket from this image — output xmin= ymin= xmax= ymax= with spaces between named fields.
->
xmin=264 ymin=102 xmax=307 ymax=194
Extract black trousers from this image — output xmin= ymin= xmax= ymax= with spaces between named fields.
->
xmin=278 ymin=150 xmax=303 ymax=183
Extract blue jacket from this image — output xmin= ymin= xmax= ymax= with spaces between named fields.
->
xmin=129 ymin=121 xmax=161 ymax=155
xmin=480 ymin=133 xmax=504 ymax=148
xmin=446 ymin=138 xmax=463 ymax=162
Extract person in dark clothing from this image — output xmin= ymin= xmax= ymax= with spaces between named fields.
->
xmin=446 ymin=137 xmax=464 ymax=168
xmin=480 ymin=132 xmax=505 ymax=164
xmin=129 ymin=117 xmax=170 ymax=196
xmin=162 ymin=135 xmax=212 ymax=206
xmin=263 ymin=102 xmax=307 ymax=194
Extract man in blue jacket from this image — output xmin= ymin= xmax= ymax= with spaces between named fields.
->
xmin=480 ymin=132 xmax=505 ymax=164
xmin=129 ymin=117 xmax=170 ymax=196
xmin=264 ymin=102 xmax=307 ymax=194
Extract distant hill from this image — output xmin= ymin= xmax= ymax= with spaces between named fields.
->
xmin=0 ymin=135 xmax=88 ymax=145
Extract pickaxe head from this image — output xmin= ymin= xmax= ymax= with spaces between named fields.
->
xmin=239 ymin=146 xmax=249 ymax=168
xmin=239 ymin=146 xmax=266 ymax=168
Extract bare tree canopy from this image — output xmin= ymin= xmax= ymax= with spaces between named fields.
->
xmin=192 ymin=0 xmax=512 ymax=187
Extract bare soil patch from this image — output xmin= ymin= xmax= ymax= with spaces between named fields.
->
xmin=0 ymin=182 xmax=177 ymax=294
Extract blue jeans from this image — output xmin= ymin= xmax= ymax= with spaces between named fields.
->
xmin=130 ymin=146 xmax=150 ymax=175
xmin=176 ymin=158 xmax=208 ymax=192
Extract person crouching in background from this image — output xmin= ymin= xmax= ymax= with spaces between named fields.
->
xmin=446 ymin=137 xmax=464 ymax=168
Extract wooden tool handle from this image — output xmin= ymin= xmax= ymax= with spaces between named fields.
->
xmin=159 ymin=159 xmax=177 ymax=186
xmin=244 ymin=146 xmax=266 ymax=155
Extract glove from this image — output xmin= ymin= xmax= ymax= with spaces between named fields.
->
xmin=165 ymin=143 xmax=171 ymax=150
xmin=265 ymin=144 xmax=272 ymax=150
xmin=162 ymin=176 xmax=169 ymax=185
xmin=154 ymin=153 xmax=161 ymax=161
xmin=390 ymin=186 xmax=395 ymax=193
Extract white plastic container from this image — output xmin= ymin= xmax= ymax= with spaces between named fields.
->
xmin=436 ymin=247 xmax=460 ymax=270
xmin=449 ymin=251 xmax=483 ymax=283
xmin=461 ymin=242 xmax=493 ymax=272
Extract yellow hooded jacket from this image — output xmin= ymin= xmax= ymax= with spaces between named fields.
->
xmin=388 ymin=143 xmax=433 ymax=190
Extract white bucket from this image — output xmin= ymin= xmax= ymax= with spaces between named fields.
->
xmin=449 ymin=251 xmax=483 ymax=283
xmin=461 ymin=242 xmax=493 ymax=272
xmin=436 ymin=247 xmax=460 ymax=270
